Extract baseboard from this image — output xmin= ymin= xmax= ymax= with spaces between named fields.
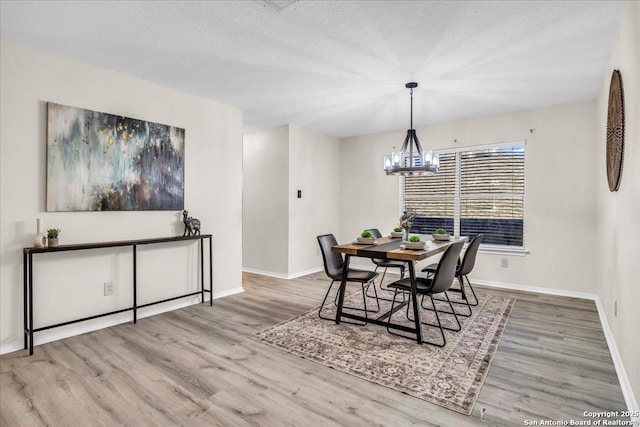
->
xmin=287 ymin=267 xmax=324 ymax=279
xmin=594 ymin=296 xmax=639 ymax=414
xmin=472 ymin=279 xmax=597 ymax=300
xmin=242 ymin=267 xmax=289 ymax=279
xmin=242 ymin=266 xmax=324 ymax=280
xmin=212 ymin=286 xmax=244 ymax=299
xmin=473 ymin=279 xmax=638 ymax=413
xmin=0 ymin=286 xmax=244 ymax=356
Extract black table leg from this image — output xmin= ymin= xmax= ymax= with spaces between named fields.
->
xmin=209 ymin=237 xmax=213 ymax=306
xmin=408 ymin=261 xmax=422 ymax=344
xmin=335 ymin=254 xmax=350 ymax=324
xmin=200 ymin=238 xmax=204 ymax=303
xmin=28 ymin=253 xmax=33 ymax=355
xmin=133 ymin=245 xmax=137 ymax=324
xmin=23 ymin=252 xmax=27 ymax=350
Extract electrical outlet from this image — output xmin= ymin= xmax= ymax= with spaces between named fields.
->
xmin=104 ymin=282 xmax=114 ymax=296
xmin=500 ymin=258 xmax=508 ymax=268
xmin=614 ymin=300 xmax=617 ymax=317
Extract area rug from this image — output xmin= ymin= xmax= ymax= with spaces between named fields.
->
xmin=250 ymin=284 xmax=515 ymax=415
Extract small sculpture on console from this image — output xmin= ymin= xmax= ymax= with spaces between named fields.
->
xmin=182 ymin=210 xmax=201 ymax=236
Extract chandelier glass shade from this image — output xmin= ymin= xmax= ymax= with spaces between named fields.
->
xmin=383 ymin=82 xmax=439 ymax=176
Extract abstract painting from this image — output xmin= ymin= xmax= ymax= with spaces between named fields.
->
xmin=46 ymin=102 xmax=185 ymax=211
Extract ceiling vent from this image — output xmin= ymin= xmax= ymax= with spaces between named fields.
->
xmin=261 ymin=0 xmax=299 ymax=12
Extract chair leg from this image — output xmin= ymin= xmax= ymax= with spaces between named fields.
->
xmin=319 ymin=280 xmax=368 ymax=325
xmin=366 ymin=267 xmax=387 ymax=297
xmin=399 ymin=293 xmax=447 ymax=347
xmin=360 ymin=281 xmax=381 ymax=319
xmin=422 ymin=274 xmax=474 ymax=315
xmin=366 ymin=267 xmax=405 ymax=303
xmin=338 ymin=281 xmax=380 ymax=314
xmin=457 ymin=275 xmax=468 ymax=301
xmin=424 ymin=291 xmax=472 ymax=317
xmin=319 ymin=280 xmax=337 ymax=321
xmin=386 ymin=288 xmax=409 ymax=339
xmin=361 ymin=283 xmax=368 ymax=321
xmin=333 ymin=276 xmax=380 ymax=313
xmin=443 ymin=292 xmax=462 ymax=331
xmin=464 ymin=275 xmax=479 ymax=306
xmin=379 ymin=266 xmax=388 ymax=287
xmin=386 ymin=290 xmax=450 ymax=346
xmin=410 ymin=294 xmax=462 ymax=332
xmin=368 ymin=280 xmax=380 ymax=312
xmin=426 ymin=295 xmax=447 ymax=347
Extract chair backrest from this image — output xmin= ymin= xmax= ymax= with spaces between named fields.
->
xmin=458 ymin=234 xmax=483 ymax=276
xmin=429 ymin=241 xmax=464 ymax=294
xmin=317 ymin=234 xmax=344 ymax=280
xmin=365 ymin=228 xmax=383 ymax=239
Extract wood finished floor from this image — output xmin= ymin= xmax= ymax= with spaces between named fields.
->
xmin=0 ymin=272 xmax=626 ymax=426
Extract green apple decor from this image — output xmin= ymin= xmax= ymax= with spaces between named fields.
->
xmin=435 ymin=228 xmax=446 ymax=235
xmin=394 ymin=227 xmax=402 ymax=233
xmin=409 ymin=235 xmax=421 ymax=242
xmin=361 ymin=230 xmax=373 ymax=238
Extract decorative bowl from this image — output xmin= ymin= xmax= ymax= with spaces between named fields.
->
xmin=390 ymin=231 xmax=404 ymax=238
xmin=356 ymin=237 xmax=376 ymax=244
xmin=403 ymin=241 xmax=426 ymax=249
xmin=432 ymin=234 xmax=450 ymax=241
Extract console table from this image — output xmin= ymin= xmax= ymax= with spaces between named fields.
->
xmin=23 ymin=235 xmax=213 ymax=355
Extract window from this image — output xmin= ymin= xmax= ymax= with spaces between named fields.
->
xmin=402 ymin=142 xmax=525 ymax=251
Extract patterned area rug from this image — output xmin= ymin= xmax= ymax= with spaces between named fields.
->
xmin=251 ymin=283 xmax=515 ymax=415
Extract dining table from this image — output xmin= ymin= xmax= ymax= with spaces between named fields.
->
xmin=331 ymin=235 xmax=468 ymax=344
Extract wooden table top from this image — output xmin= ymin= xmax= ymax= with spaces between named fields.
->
xmin=332 ymin=235 xmax=468 ymax=261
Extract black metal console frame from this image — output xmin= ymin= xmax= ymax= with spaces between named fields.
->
xmin=23 ymin=235 xmax=213 ymax=355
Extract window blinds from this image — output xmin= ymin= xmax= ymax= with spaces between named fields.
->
xmin=403 ymin=143 xmax=525 ymax=247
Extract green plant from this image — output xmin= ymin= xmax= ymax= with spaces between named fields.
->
xmin=409 ymin=235 xmax=421 ymax=242
xmin=361 ymin=230 xmax=373 ymax=238
xmin=46 ymin=228 xmax=61 ymax=239
xmin=393 ymin=227 xmax=403 ymax=232
xmin=434 ymin=228 xmax=446 ymax=235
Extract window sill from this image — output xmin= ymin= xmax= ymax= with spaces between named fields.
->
xmin=477 ymin=245 xmax=529 ymax=257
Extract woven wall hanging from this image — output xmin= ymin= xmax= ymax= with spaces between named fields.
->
xmin=606 ymin=69 xmax=625 ymax=192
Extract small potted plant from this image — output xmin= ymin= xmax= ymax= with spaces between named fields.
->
xmin=391 ymin=227 xmax=404 ymax=238
xmin=357 ymin=230 xmax=376 ymax=244
xmin=432 ymin=228 xmax=450 ymax=241
xmin=47 ymin=228 xmax=61 ymax=247
xmin=405 ymin=234 xmax=426 ymax=249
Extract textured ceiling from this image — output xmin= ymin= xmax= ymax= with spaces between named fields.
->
xmin=0 ymin=1 xmax=623 ymax=137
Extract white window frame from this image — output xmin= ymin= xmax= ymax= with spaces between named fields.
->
xmin=400 ymin=140 xmax=528 ymax=256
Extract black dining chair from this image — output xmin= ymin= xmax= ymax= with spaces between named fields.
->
xmin=364 ymin=228 xmax=408 ymax=301
xmin=386 ymin=240 xmax=464 ymax=347
xmin=317 ymin=234 xmax=380 ymax=324
xmin=422 ymin=234 xmax=483 ymax=309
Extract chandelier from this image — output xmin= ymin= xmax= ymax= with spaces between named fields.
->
xmin=383 ymin=82 xmax=439 ymax=176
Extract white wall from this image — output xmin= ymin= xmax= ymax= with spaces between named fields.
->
xmin=596 ymin=0 xmax=640 ymax=405
xmin=242 ymin=125 xmax=290 ymax=275
xmin=242 ymin=124 xmax=340 ymax=277
xmin=288 ymin=124 xmax=341 ymax=275
xmin=0 ymin=40 xmax=243 ymax=352
xmin=340 ymin=100 xmax=599 ymax=294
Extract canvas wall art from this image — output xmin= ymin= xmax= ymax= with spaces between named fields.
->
xmin=46 ymin=102 xmax=185 ymax=211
